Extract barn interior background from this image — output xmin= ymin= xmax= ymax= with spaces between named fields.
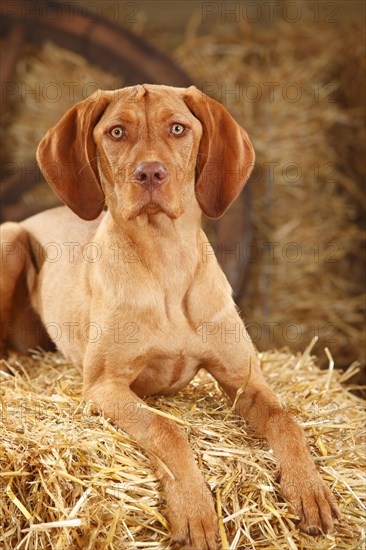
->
xmin=1 ymin=1 xmax=365 ymax=549
xmin=1 ymin=0 xmax=364 ymax=380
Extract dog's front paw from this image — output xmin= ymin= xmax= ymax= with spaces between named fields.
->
xmin=165 ymin=477 xmax=218 ymax=549
xmin=280 ymin=464 xmax=341 ymax=535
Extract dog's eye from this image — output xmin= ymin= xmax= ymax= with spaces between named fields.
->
xmin=110 ymin=127 xmax=124 ymax=139
xmin=171 ymin=124 xmax=185 ymax=136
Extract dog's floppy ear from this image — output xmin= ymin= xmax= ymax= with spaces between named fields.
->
xmin=183 ymin=86 xmax=255 ymax=218
xmin=36 ymin=90 xmax=113 ymax=220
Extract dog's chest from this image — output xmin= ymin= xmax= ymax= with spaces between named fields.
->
xmin=115 ymin=285 xmax=204 ymax=396
xmin=131 ymin=353 xmax=200 ymax=397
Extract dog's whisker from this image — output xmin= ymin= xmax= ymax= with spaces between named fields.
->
xmin=103 ymin=190 xmax=116 ymax=201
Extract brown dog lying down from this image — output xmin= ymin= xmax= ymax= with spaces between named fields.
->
xmin=0 ymin=85 xmax=340 ymax=548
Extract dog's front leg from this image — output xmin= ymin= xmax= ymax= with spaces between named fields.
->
xmin=83 ymin=367 xmax=218 ymax=549
xmin=205 ymin=320 xmax=341 ymax=535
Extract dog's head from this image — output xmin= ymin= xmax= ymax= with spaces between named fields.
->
xmin=37 ymin=85 xmax=255 ymax=221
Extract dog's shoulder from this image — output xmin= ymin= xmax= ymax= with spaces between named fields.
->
xmin=20 ymin=206 xmax=105 ymax=245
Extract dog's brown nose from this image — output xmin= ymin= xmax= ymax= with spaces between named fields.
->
xmin=133 ymin=162 xmax=168 ymax=189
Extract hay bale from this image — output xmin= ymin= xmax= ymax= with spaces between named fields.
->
xmin=0 ymin=344 xmax=365 ymax=548
xmin=2 ymin=41 xmax=118 ymax=210
xmin=6 ymin=41 xmax=118 ymax=164
xmin=168 ymin=21 xmax=365 ymax=376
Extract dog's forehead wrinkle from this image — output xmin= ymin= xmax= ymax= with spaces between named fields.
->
xmin=112 ymin=84 xmax=146 ymax=102
xmin=143 ymin=89 xmax=150 ymax=140
xmin=100 ymin=90 xmax=193 ymax=135
xmin=143 ymin=87 xmax=190 ymax=113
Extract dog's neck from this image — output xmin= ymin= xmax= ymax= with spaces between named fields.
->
xmin=97 ymin=202 xmax=203 ymax=270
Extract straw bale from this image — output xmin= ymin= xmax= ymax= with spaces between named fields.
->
xmin=0 ymin=345 xmax=364 ymax=549
xmin=167 ymin=21 xmax=365 ymax=375
xmin=6 ymin=42 xmax=118 ymax=164
xmin=2 ymin=41 xmax=118 ymax=208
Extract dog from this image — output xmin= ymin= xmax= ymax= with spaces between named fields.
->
xmin=0 ymin=85 xmax=340 ymax=548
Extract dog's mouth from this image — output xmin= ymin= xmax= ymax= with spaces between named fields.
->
xmin=127 ymin=189 xmax=181 ymax=220
xmin=139 ymin=202 xmax=163 ymax=215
